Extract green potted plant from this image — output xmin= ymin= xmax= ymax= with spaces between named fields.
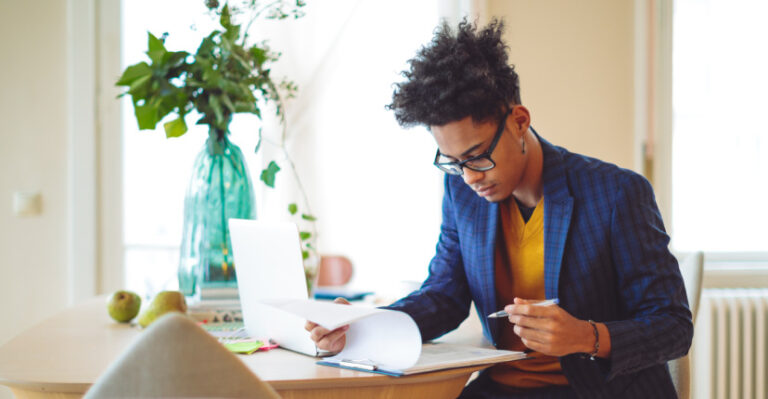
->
xmin=116 ymin=1 xmax=318 ymax=298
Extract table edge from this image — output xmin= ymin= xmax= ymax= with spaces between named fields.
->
xmin=0 ymin=365 xmax=488 ymax=394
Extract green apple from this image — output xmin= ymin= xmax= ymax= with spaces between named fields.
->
xmin=137 ymin=291 xmax=188 ymax=328
xmin=107 ymin=290 xmax=142 ymax=323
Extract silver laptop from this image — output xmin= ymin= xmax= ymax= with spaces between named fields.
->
xmin=228 ymin=219 xmax=318 ymax=356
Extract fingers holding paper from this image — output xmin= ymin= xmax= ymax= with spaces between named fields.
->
xmin=304 ymin=297 xmax=351 ymax=352
xmin=504 ymin=297 xmax=605 ymax=357
xmin=305 ymin=322 xmax=349 ymax=352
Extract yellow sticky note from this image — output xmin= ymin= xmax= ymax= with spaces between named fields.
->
xmin=224 ymin=341 xmax=264 ymax=355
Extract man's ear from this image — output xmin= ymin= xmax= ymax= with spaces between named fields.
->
xmin=510 ymin=105 xmax=531 ymax=134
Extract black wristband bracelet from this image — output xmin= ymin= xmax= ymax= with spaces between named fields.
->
xmin=587 ymin=319 xmax=599 ymax=360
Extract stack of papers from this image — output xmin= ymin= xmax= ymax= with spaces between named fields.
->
xmin=262 ymin=299 xmax=527 ymax=376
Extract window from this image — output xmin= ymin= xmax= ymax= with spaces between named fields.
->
xmin=672 ymin=0 xmax=768 ymax=253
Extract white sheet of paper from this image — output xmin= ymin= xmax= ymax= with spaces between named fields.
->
xmin=261 ymin=299 xmax=422 ymax=370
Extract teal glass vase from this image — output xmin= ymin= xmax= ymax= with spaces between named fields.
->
xmin=178 ymin=131 xmax=255 ymax=297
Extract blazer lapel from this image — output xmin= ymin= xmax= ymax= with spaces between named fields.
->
xmin=464 ymin=191 xmax=500 ymax=342
xmin=538 ymin=132 xmax=574 ymax=300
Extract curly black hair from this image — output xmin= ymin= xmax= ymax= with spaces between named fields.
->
xmin=387 ymin=18 xmax=521 ymax=128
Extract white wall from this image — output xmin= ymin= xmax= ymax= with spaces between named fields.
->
xmin=0 ymin=0 xmax=71 ymax=396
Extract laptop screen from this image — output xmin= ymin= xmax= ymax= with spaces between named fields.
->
xmin=228 ymin=219 xmax=318 ymax=356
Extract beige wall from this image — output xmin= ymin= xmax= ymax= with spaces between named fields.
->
xmin=487 ymin=0 xmax=636 ymax=170
xmin=0 ymin=0 xmax=70 ymax=350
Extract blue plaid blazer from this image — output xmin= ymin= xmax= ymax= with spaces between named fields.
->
xmin=387 ymin=133 xmax=693 ymax=398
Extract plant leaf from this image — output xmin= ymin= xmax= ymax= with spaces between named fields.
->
xmin=196 ymin=35 xmax=216 ymax=56
xmin=116 ymin=62 xmax=151 ymax=86
xmin=231 ymin=51 xmax=251 ymax=71
xmin=301 ymin=250 xmax=309 ymax=260
xmin=166 ymin=50 xmax=188 ymax=65
xmin=259 ymin=161 xmax=281 ymax=188
xmin=299 ymin=231 xmax=311 ymax=241
xmin=288 ymin=203 xmax=298 ymax=215
xmin=249 ymin=46 xmax=268 ymax=66
xmin=301 ymin=214 xmax=317 ymax=222
xmin=127 ymin=74 xmax=151 ymax=98
xmin=163 ymin=116 xmax=187 ymax=138
xmin=220 ymin=93 xmax=235 ymax=113
xmin=146 ymin=32 xmax=167 ymax=64
xmin=202 ymin=66 xmax=222 ymax=87
xmin=134 ymin=103 xmax=157 ymax=130
xmin=233 ymin=101 xmax=257 ymax=113
xmin=148 ymin=32 xmax=166 ymax=52
xmin=220 ymin=4 xmax=231 ymax=28
xmin=150 ymin=95 xmax=177 ymax=125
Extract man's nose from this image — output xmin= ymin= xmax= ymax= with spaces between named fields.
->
xmin=462 ymin=167 xmax=484 ymax=185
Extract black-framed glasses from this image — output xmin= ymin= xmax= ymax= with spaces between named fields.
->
xmin=433 ymin=110 xmax=511 ymax=175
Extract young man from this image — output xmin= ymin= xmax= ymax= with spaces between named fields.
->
xmin=306 ymin=19 xmax=692 ymax=398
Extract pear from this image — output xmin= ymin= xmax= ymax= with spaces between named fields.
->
xmin=107 ymin=290 xmax=142 ymax=323
xmin=137 ymin=290 xmax=188 ymax=328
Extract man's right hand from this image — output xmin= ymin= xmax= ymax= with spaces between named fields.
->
xmin=304 ymin=297 xmax=351 ymax=352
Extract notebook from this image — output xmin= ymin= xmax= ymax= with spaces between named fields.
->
xmin=228 ymin=219 xmax=318 ymax=356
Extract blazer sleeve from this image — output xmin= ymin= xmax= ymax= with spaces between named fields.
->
xmin=384 ymin=176 xmax=473 ymax=341
xmin=602 ymin=172 xmax=694 ymax=380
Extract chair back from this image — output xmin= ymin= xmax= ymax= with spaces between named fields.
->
xmin=669 ymin=251 xmax=704 ymax=399
xmin=678 ymin=251 xmax=704 ymax=322
xmin=84 ymin=313 xmax=280 ymax=399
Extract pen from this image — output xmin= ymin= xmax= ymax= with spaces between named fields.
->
xmin=487 ymin=298 xmax=559 ymax=318
xmin=339 ymin=359 xmax=377 ymax=371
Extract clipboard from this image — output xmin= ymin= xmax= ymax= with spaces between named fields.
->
xmin=316 ymin=342 xmax=528 ymax=376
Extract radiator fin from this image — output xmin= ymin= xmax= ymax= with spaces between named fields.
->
xmin=693 ymin=289 xmax=768 ymax=399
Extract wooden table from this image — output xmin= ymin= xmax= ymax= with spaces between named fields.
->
xmin=0 ymin=297 xmax=485 ymax=399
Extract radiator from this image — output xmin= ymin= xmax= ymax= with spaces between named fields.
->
xmin=693 ymin=289 xmax=768 ymax=399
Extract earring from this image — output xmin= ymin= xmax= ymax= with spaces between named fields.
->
xmin=521 ymin=136 xmax=526 ymax=154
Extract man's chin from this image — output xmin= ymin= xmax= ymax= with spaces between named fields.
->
xmin=477 ymin=191 xmax=509 ymax=203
